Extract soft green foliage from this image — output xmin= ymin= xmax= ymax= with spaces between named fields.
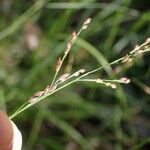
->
xmin=0 ymin=0 xmax=150 ymax=150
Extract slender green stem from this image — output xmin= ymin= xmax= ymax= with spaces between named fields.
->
xmin=77 ymin=79 xmax=122 ymax=83
xmin=9 ymin=103 xmax=31 ymax=119
xmin=102 ymin=79 xmax=122 ymax=83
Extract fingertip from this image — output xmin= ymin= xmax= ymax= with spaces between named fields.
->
xmin=0 ymin=110 xmax=13 ymax=150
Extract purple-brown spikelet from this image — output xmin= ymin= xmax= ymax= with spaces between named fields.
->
xmin=58 ymin=73 xmax=70 ymax=82
xmin=56 ymin=57 xmax=62 ymax=72
xmin=120 ymin=77 xmax=130 ymax=84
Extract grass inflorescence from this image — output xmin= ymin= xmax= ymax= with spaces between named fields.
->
xmin=9 ymin=18 xmax=150 ymax=119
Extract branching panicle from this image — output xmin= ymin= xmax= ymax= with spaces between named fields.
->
xmin=9 ymin=18 xmax=150 ymax=119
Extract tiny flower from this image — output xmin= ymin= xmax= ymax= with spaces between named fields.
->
xmin=74 ymin=71 xmax=80 ymax=77
xmin=28 ymin=96 xmax=38 ymax=104
xmin=73 ymin=69 xmax=86 ymax=77
xmin=44 ymin=85 xmax=50 ymax=94
xmin=82 ymin=18 xmax=91 ymax=30
xmin=83 ymin=18 xmax=91 ymax=25
xmin=71 ymin=31 xmax=77 ymax=42
xmin=65 ymin=42 xmax=72 ymax=55
xmin=56 ymin=58 xmax=62 ymax=72
xmin=96 ymin=78 xmax=103 ymax=83
xmin=79 ymin=69 xmax=86 ymax=73
xmin=127 ymin=58 xmax=133 ymax=63
xmin=136 ymin=49 xmax=143 ymax=54
xmin=146 ymin=37 xmax=150 ymax=43
xmin=144 ymin=86 xmax=150 ymax=95
xmin=72 ymin=31 xmax=77 ymax=37
xmin=67 ymin=42 xmax=71 ymax=50
xmin=110 ymin=84 xmax=117 ymax=89
xmin=122 ymin=54 xmax=130 ymax=63
xmin=50 ymin=84 xmax=57 ymax=93
xmin=58 ymin=73 xmax=70 ymax=82
xmin=131 ymin=44 xmax=140 ymax=54
xmin=106 ymin=82 xmax=111 ymax=87
xmin=82 ymin=25 xmax=88 ymax=30
xmin=120 ymin=77 xmax=130 ymax=84
xmin=34 ymin=91 xmax=44 ymax=97
xmin=143 ymin=45 xmax=149 ymax=49
xmin=134 ymin=44 xmax=140 ymax=51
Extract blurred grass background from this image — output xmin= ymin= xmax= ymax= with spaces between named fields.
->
xmin=0 ymin=0 xmax=150 ymax=150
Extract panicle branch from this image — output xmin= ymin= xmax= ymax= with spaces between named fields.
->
xmin=50 ymin=18 xmax=92 ymax=87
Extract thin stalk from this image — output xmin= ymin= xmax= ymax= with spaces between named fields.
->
xmin=50 ymin=29 xmax=83 ymax=87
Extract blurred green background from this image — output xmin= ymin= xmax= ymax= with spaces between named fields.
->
xmin=0 ymin=0 xmax=150 ymax=150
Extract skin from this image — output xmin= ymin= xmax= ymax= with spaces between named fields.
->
xmin=0 ymin=111 xmax=13 ymax=150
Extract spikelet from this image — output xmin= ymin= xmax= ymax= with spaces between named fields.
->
xmin=56 ymin=57 xmax=62 ymax=72
xmin=28 ymin=96 xmax=38 ymax=104
xmin=50 ymin=84 xmax=57 ymax=93
xmin=82 ymin=18 xmax=91 ymax=30
xmin=79 ymin=69 xmax=86 ymax=73
xmin=73 ymin=69 xmax=86 ymax=77
xmin=64 ymin=42 xmax=72 ymax=55
xmin=110 ymin=84 xmax=117 ymax=89
xmin=34 ymin=91 xmax=45 ymax=97
xmin=58 ymin=73 xmax=70 ymax=82
xmin=120 ymin=77 xmax=130 ymax=84
xmin=71 ymin=31 xmax=77 ymax=43
xmin=74 ymin=71 xmax=80 ymax=77
xmin=122 ymin=54 xmax=132 ymax=63
xmin=28 ymin=90 xmax=45 ymax=104
xmin=96 ymin=78 xmax=103 ymax=83
xmin=44 ymin=85 xmax=50 ymax=94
